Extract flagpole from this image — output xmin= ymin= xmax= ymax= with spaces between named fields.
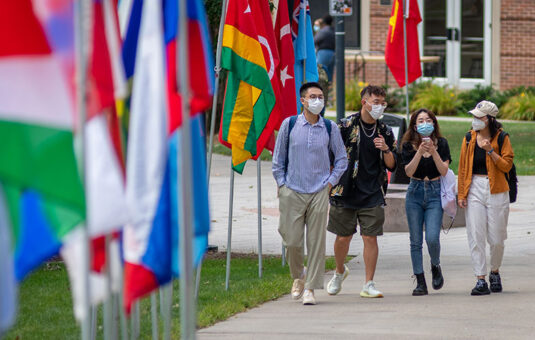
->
xmin=150 ymin=292 xmax=158 ymax=340
xmin=74 ymin=0 xmax=92 ymax=338
xmin=403 ymin=0 xmax=410 ymax=125
xmin=197 ymin=0 xmax=229 ymax=300
xmin=177 ymin=0 xmax=196 ymax=338
xmin=225 ymin=160 xmax=235 ymax=290
xmin=160 ymin=284 xmax=172 ymax=340
xmin=256 ymin=160 xmax=262 ymax=278
xmin=207 ymin=0 xmax=229 ymax=180
xmin=103 ymin=235 xmax=114 ymax=340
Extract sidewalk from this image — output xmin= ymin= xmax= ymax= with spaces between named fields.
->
xmin=204 ymin=154 xmax=535 ymax=339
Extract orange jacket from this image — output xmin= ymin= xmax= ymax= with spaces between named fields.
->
xmin=457 ymin=129 xmax=514 ymax=200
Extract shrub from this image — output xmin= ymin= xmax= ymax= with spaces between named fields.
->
xmin=410 ymin=83 xmax=461 ymax=115
xmin=500 ymin=92 xmax=535 ymax=121
xmin=342 ymin=80 xmax=367 ymax=111
xmin=385 ymin=80 xmax=435 ymax=113
xmin=457 ymin=84 xmax=497 ymax=115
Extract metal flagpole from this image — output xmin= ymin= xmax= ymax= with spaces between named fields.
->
xmin=103 ymin=235 xmax=113 ymax=340
xmin=159 ymin=284 xmax=172 ymax=340
xmin=207 ymin=0 xmax=229 ymax=179
xmin=196 ymin=0 xmax=229 ymax=300
xmin=150 ymin=293 xmax=158 ymax=340
xmin=257 ymin=160 xmax=262 ymax=278
xmin=74 ymin=0 xmax=92 ymax=339
xmin=177 ymin=0 xmax=196 ymax=338
xmin=403 ymin=0 xmax=410 ymax=125
xmin=131 ymin=301 xmax=140 ymax=340
xmin=225 ymin=160 xmax=235 ymax=290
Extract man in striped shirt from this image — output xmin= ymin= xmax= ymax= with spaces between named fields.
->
xmin=272 ymin=82 xmax=348 ymax=305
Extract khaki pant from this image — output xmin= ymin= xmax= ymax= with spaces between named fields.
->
xmin=278 ymin=185 xmax=329 ymax=290
xmin=466 ymin=176 xmax=510 ymax=276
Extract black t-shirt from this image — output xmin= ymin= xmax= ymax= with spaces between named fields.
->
xmin=472 ymin=142 xmax=488 ymax=175
xmin=338 ymin=121 xmax=384 ymax=209
xmin=401 ymin=137 xmax=452 ymax=179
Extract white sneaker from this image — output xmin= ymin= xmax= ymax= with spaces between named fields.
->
xmin=327 ymin=264 xmax=349 ymax=295
xmin=291 ymin=279 xmax=305 ymax=300
xmin=302 ymin=289 xmax=316 ymax=305
xmin=360 ymin=280 xmax=383 ymax=298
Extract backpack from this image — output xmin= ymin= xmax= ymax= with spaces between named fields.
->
xmin=285 ymin=116 xmax=333 ymax=172
xmin=465 ymin=131 xmax=518 ymax=203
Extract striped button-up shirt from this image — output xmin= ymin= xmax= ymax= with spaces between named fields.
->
xmin=272 ymin=115 xmax=348 ymax=194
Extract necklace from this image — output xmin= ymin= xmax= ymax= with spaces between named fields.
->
xmin=359 ymin=119 xmax=376 ymax=138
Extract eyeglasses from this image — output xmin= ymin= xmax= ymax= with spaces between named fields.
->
xmin=366 ymin=101 xmax=387 ymax=108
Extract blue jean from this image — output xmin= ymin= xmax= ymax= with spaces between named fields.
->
xmin=316 ymin=49 xmax=335 ymax=81
xmin=405 ymin=178 xmax=443 ymax=275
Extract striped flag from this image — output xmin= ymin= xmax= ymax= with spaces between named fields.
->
xmin=123 ymin=0 xmax=212 ymax=312
xmin=0 ymin=0 xmax=85 ymax=284
xmin=218 ymin=0 xmax=277 ymax=173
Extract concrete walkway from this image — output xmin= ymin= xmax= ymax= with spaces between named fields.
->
xmin=202 ymin=154 xmax=535 ymax=339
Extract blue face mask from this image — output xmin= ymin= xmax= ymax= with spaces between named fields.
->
xmin=416 ymin=122 xmax=434 ymax=137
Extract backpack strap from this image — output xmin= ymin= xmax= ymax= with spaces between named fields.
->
xmin=497 ymin=130 xmax=507 ymax=155
xmin=284 ymin=116 xmax=298 ymax=172
xmin=465 ymin=131 xmax=472 ymax=145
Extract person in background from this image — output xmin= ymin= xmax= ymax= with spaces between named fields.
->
xmin=314 ymin=14 xmax=335 ymax=82
xmin=401 ymin=109 xmax=451 ymax=296
xmin=458 ymin=101 xmax=514 ymax=295
xmin=272 ymin=82 xmax=347 ymax=305
xmin=326 ymin=85 xmax=396 ymax=298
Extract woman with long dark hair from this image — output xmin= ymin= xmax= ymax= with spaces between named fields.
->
xmin=458 ymin=101 xmax=514 ymax=295
xmin=401 ymin=109 xmax=451 ymax=296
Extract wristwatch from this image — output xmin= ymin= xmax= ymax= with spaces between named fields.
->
xmin=487 ymin=148 xmax=494 ymax=155
xmin=383 ymin=149 xmax=391 ymax=154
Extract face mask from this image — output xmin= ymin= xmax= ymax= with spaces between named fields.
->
xmin=472 ymin=118 xmax=486 ymax=131
xmin=416 ymin=122 xmax=434 ymax=137
xmin=313 ymin=25 xmax=320 ymax=32
xmin=367 ymin=102 xmax=385 ymax=120
xmin=307 ymin=98 xmax=324 ymax=115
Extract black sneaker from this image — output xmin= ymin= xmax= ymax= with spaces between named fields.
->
xmin=489 ymin=272 xmax=502 ymax=293
xmin=471 ymin=279 xmax=491 ymax=296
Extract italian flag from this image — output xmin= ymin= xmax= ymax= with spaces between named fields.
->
xmin=218 ymin=0 xmax=276 ymax=174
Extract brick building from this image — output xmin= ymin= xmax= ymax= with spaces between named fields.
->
xmin=308 ymin=0 xmax=535 ymax=90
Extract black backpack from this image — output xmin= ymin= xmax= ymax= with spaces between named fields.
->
xmin=465 ymin=131 xmax=518 ymax=203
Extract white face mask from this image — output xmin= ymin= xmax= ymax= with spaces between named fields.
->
xmin=472 ymin=118 xmax=486 ymax=131
xmin=367 ymin=102 xmax=385 ymax=120
xmin=307 ymin=98 xmax=324 ymax=115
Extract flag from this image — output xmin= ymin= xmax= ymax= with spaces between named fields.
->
xmin=291 ymin=0 xmax=318 ymax=108
xmin=385 ymin=0 xmax=422 ymax=87
xmin=218 ymin=0 xmax=277 ymax=173
xmin=273 ymin=0 xmax=297 ymax=125
xmin=0 ymin=0 xmax=85 ymax=284
xmin=123 ymin=0 xmax=212 ymax=313
xmin=60 ymin=0 xmax=130 ymax=322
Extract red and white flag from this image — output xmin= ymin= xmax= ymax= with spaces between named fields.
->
xmin=273 ymin=0 xmax=297 ymax=124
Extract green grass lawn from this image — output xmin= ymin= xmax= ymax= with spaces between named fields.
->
xmin=210 ymin=119 xmax=535 ymax=175
xmin=7 ymin=254 xmax=345 ymax=339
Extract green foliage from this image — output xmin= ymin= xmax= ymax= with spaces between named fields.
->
xmin=343 ymin=80 xmax=367 ymax=111
xmin=457 ymin=84 xmax=497 ymax=115
xmin=410 ymin=83 xmax=461 ymax=116
xmin=500 ymin=92 xmax=535 ymax=121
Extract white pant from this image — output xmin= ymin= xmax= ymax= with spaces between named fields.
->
xmin=465 ymin=176 xmax=510 ymax=276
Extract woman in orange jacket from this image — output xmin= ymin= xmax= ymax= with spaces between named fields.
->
xmin=458 ymin=101 xmax=514 ymax=296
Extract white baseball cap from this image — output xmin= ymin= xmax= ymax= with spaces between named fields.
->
xmin=469 ymin=100 xmax=499 ymax=118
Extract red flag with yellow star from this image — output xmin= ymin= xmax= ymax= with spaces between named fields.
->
xmin=385 ymin=0 xmax=422 ymax=87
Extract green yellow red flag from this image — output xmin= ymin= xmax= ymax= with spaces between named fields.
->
xmin=218 ymin=0 xmax=276 ymax=173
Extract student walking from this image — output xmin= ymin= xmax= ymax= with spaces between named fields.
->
xmin=326 ymin=85 xmax=396 ymax=298
xmin=401 ymin=109 xmax=451 ymax=296
xmin=458 ymin=101 xmax=514 ymax=295
xmin=272 ymin=82 xmax=347 ymax=305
